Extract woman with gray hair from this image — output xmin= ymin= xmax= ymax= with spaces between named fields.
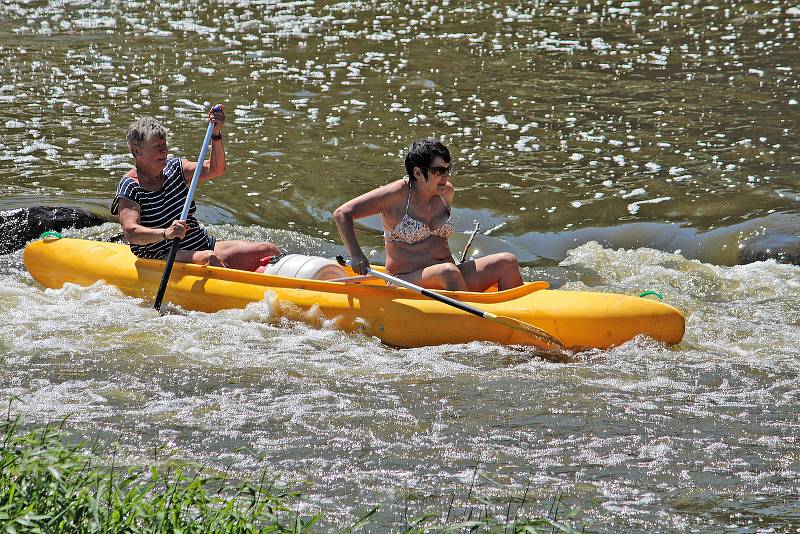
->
xmin=111 ymin=105 xmax=280 ymax=270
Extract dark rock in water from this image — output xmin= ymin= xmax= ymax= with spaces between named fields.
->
xmin=0 ymin=206 xmax=106 ymax=254
xmin=739 ymin=233 xmax=800 ymax=265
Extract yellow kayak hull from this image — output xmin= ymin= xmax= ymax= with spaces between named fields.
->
xmin=23 ymin=238 xmax=685 ymax=350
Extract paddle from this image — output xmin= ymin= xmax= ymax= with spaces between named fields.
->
xmin=335 ymin=256 xmax=565 ymax=350
xmin=154 ymin=105 xmax=221 ymax=311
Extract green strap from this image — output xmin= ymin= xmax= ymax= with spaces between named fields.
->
xmin=639 ymin=291 xmax=663 ymax=300
xmin=39 ymin=231 xmax=63 ymax=239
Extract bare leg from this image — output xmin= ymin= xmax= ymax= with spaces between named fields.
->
xmin=213 ymin=240 xmax=281 ymax=271
xmin=175 ymin=249 xmax=227 ymax=267
xmin=394 ymin=262 xmax=468 ymax=291
xmin=457 ymin=252 xmax=523 ymax=292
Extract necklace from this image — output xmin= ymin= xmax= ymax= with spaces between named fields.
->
xmin=418 ymin=195 xmax=433 ymax=213
xmin=410 ymin=181 xmax=437 ymax=213
xmin=410 ymin=183 xmax=433 ymax=212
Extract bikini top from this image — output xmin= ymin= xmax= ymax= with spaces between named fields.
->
xmin=383 ymin=183 xmax=455 ymax=244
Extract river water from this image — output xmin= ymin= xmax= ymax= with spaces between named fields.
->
xmin=1 ymin=1 xmax=799 ymax=531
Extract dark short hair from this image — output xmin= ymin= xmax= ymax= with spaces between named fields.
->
xmin=404 ymin=139 xmax=451 ymax=182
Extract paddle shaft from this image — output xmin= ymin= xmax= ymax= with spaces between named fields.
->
xmin=334 ymin=255 xmax=564 ymax=349
xmin=370 ymin=267 xmax=489 ymax=319
xmin=335 ymin=255 xmax=486 ymax=314
xmin=153 ymin=107 xmax=219 ymax=311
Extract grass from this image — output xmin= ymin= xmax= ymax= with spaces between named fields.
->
xmin=0 ymin=416 xmax=318 ymax=533
xmin=0 ymin=415 xmax=582 ymax=533
xmin=389 ymin=468 xmax=583 ymax=533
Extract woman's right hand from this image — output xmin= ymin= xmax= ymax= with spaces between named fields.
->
xmin=165 ymin=219 xmax=188 ymax=240
xmin=209 ymin=104 xmax=225 ymax=134
xmin=351 ymin=251 xmax=370 ymax=275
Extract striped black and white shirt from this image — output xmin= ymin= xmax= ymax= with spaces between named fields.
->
xmin=111 ymin=157 xmax=215 ymax=259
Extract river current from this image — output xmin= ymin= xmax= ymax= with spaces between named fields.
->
xmin=1 ymin=1 xmax=799 ymax=531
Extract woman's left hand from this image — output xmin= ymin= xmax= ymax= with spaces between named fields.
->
xmin=209 ymin=104 xmax=225 ymax=134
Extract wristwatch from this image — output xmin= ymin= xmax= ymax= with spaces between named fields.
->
xmin=211 ymin=132 xmax=223 ymax=141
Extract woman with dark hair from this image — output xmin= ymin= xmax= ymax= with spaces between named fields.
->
xmin=334 ymin=139 xmax=523 ymax=291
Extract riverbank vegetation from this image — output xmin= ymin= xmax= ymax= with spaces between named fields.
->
xmin=0 ymin=416 xmax=582 ymax=532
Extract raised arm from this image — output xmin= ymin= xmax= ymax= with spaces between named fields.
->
xmin=333 ymin=181 xmax=403 ymax=275
xmin=182 ymin=105 xmax=226 ymax=184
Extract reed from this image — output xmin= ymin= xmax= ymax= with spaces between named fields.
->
xmin=0 ymin=416 xmax=582 ymax=533
xmin=0 ymin=416 xmax=318 ymax=533
xmin=393 ymin=469 xmax=583 ymax=533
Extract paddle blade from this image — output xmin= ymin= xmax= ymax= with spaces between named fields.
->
xmin=486 ymin=313 xmax=566 ymax=351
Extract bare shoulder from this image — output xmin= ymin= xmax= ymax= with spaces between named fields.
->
xmin=355 ymin=178 xmax=408 ymax=203
xmin=341 ymin=178 xmax=409 ymax=218
xmin=375 ymin=178 xmax=411 ymax=219
xmin=378 ymin=178 xmax=409 ymax=198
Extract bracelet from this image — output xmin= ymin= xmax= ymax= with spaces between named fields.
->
xmin=211 ymin=132 xmax=222 ymax=141
xmin=163 ymin=229 xmax=167 ymax=241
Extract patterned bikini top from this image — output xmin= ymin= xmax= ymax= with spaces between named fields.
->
xmin=384 ymin=184 xmax=455 ymax=244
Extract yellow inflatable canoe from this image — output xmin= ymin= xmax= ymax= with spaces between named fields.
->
xmin=23 ymin=238 xmax=685 ymax=350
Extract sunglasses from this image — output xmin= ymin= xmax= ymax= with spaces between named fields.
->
xmin=426 ymin=164 xmax=453 ymax=177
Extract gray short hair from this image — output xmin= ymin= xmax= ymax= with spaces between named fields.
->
xmin=126 ymin=117 xmax=167 ymax=151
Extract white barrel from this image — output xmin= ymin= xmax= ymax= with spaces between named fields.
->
xmin=264 ymin=254 xmax=346 ymax=280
